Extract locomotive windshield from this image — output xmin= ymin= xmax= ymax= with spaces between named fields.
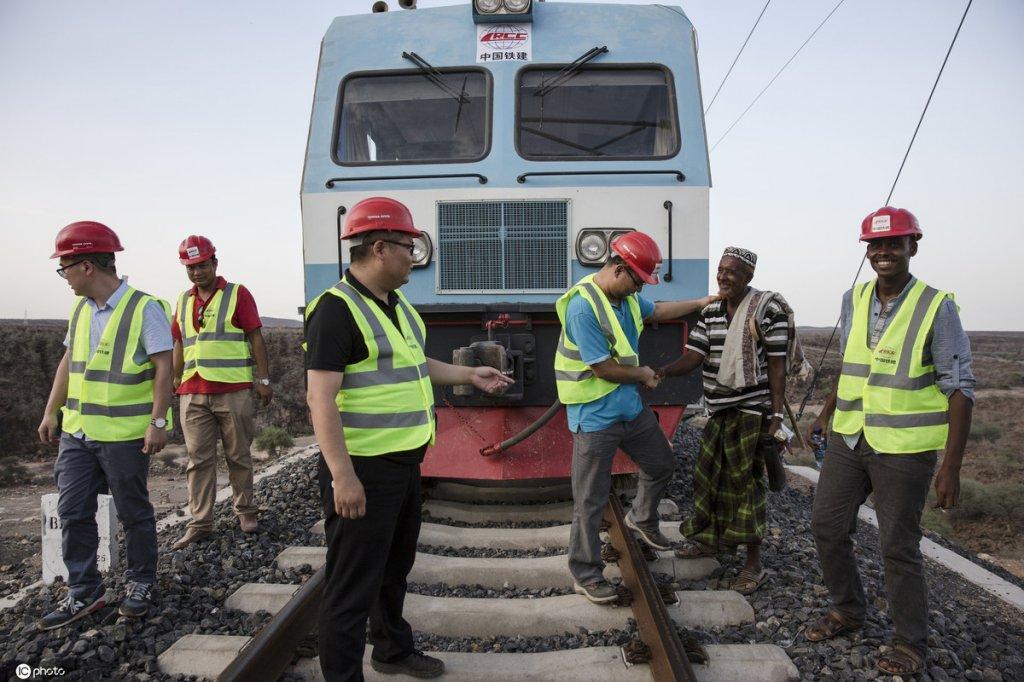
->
xmin=335 ymin=69 xmax=490 ymax=165
xmin=516 ymin=66 xmax=679 ymax=160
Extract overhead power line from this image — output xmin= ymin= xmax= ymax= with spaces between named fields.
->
xmin=709 ymin=0 xmax=847 ymax=152
xmin=795 ymin=0 xmax=976 ymax=421
xmin=704 ymin=0 xmax=772 ymax=116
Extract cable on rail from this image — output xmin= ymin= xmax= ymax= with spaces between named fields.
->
xmin=795 ymin=0 xmax=976 ymax=421
xmin=704 ymin=0 xmax=772 ymax=116
xmin=709 ymin=0 xmax=847 ymax=152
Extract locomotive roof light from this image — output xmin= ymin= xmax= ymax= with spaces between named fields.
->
xmin=473 ymin=0 xmax=533 ymax=24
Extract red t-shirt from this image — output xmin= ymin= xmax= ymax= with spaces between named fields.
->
xmin=172 ymin=277 xmax=262 ymax=395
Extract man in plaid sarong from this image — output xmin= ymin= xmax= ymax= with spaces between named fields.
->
xmin=659 ymin=247 xmax=789 ymax=595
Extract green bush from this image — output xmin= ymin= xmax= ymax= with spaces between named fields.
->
xmin=0 ymin=456 xmax=32 ymax=488
xmin=967 ymin=421 xmax=1002 ymax=443
xmin=254 ymin=427 xmax=294 ymax=458
xmin=955 ymin=477 xmax=1024 ymax=527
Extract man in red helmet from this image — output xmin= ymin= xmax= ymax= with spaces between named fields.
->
xmin=554 ymin=231 xmax=716 ymax=604
xmin=169 ymin=236 xmax=273 ymax=550
xmin=804 ymin=208 xmax=974 ymax=676
xmin=37 ymin=221 xmax=173 ymax=628
xmin=658 ymin=246 xmax=795 ymax=596
xmin=304 ymin=197 xmax=512 ymax=680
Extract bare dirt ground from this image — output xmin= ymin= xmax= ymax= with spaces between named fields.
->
xmin=0 ymin=437 xmax=315 ymax=598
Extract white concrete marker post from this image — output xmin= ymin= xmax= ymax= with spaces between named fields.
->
xmin=41 ymin=493 xmax=119 ymax=584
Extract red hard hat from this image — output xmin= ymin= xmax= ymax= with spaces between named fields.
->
xmin=51 ymin=221 xmax=124 ymax=259
xmin=341 ymin=197 xmax=423 ymax=240
xmin=610 ymin=231 xmax=662 ymax=285
xmin=860 ymin=206 xmax=923 ymax=242
xmin=178 ymin=235 xmax=217 ymax=265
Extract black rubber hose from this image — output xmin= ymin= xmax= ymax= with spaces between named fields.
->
xmin=479 ymin=400 xmax=564 ymax=457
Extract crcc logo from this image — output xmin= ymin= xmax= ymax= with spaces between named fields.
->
xmin=16 ymin=663 xmax=67 ymax=679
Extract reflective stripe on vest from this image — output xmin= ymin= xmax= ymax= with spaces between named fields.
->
xmin=304 ymin=279 xmax=435 ymax=456
xmin=62 ymin=288 xmax=173 ymax=442
xmin=832 ymin=279 xmax=950 ymax=453
xmin=179 ymin=283 xmax=254 ymax=384
xmin=553 ymin=275 xmax=643 ymax=405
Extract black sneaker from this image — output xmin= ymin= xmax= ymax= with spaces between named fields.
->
xmin=573 ymin=579 xmax=619 ymax=604
xmin=370 ymin=650 xmax=445 ymax=679
xmin=624 ymin=513 xmax=674 ymax=551
xmin=38 ymin=589 xmax=107 ymax=631
xmin=119 ymin=582 xmax=153 ymax=618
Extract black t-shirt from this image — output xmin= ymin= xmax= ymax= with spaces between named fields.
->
xmin=304 ymin=269 xmax=428 ymax=465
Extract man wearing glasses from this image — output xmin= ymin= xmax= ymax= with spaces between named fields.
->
xmin=170 ymin=235 xmax=273 ymax=550
xmin=37 ymin=221 xmax=173 ymax=629
xmin=554 ymin=231 xmax=716 ymax=604
xmin=304 ymin=196 xmax=512 ymax=680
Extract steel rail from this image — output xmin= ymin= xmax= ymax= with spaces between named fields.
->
xmin=604 ymin=494 xmax=696 ymax=682
xmin=217 ymin=566 xmax=325 ymax=682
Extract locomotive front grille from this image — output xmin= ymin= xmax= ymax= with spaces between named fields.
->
xmin=437 ymin=200 xmax=569 ymax=293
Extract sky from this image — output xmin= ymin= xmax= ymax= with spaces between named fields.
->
xmin=1 ymin=0 xmax=1020 ymax=329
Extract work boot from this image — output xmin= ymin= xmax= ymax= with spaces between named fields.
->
xmin=573 ymin=579 xmax=619 ymax=604
xmin=239 ymin=513 xmax=258 ymax=533
xmin=172 ymin=527 xmax=213 ymax=550
xmin=38 ymin=588 xmax=107 ymax=631
xmin=119 ymin=582 xmax=153 ymax=618
xmin=370 ymin=650 xmax=445 ymax=679
xmin=624 ymin=512 xmax=674 ymax=551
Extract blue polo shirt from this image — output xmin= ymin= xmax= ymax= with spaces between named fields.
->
xmin=564 ymin=293 xmax=655 ymax=433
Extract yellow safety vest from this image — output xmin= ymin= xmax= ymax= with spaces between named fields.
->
xmin=62 ymin=287 xmax=173 ymax=442
xmin=554 ymin=274 xmax=643 ymax=405
xmin=833 ymin=279 xmax=951 ymax=453
xmin=178 ymin=283 xmax=254 ymax=384
xmin=304 ymin=278 xmax=435 ymax=456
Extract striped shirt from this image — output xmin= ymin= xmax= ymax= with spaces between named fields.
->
xmin=686 ymin=295 xmax=789 ymax=414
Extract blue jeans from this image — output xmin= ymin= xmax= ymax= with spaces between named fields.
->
xmin=54 ymin=433 xmax=158 ymax=598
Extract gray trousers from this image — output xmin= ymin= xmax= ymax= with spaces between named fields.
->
xmin=810 ymin=433 xmax=936 ymax=654
xmin=569 ymin=407 xmax=675 ymax=585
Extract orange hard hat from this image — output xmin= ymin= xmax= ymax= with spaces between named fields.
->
xmin=611 ymin=231 xmax=662 ymax=285
xmin=51 ymin=221 xmax=124 ymax=259
xmin=860 ymin=206 xmax=923 ymax=242
xmin=178 ymin=235 xmax=217 ymax=265
xmin=341 ymin=197 xmax=423 ymax=240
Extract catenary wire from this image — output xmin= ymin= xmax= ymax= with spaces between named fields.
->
xmin=709 ymin=0 xmax=846 ymax=152
xmin=795 ymin=0 xmax=976 ymax=421
xmin=704 ymin=0 xmax=772 ymax=115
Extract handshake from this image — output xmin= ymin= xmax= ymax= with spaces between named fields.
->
xmin=639 ymin=366 xmax=671 ymax=390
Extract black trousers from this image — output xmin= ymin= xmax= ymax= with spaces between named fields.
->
xmin=317 ymin=454 xmax=422 ymax=682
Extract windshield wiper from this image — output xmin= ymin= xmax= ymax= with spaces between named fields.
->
xmin=533 ymin=46 xmax=608 ymax=98
xmin=402 ymin=51 xmax=470 ymax=104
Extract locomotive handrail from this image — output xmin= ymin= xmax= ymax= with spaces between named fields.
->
xmin=326 ymin=173 xmax=488 ymax=188
xmin=663 ymin=200 xmax=674 ymax=282
xmin=516 ymin=170 xmax=684 ymax=184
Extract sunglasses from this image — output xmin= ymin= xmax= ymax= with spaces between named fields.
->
xmin=622 ymin=266 xmax=644 ymax=289
xmin=378 ymin=239 xmax=416 ymax=256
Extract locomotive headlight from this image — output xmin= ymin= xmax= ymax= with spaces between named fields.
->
xmin=475 ymin=0 xmax=501 ymax=13
xmin=412 ymin=233 xmax=432 ymax=268
xmin=576 ymin=231 xmax=609 ymax=265
xmin=503 ymin=0 xmax=531 ymax=12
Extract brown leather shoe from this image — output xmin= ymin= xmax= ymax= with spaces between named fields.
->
xmin=239 ymin=513 xmax=258 ymax=533
xmin=172 ymin=527 xmax=213 ymax=551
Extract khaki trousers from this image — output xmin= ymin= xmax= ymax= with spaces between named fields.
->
xmin=181 ymin=391 xmax=258 ymax=530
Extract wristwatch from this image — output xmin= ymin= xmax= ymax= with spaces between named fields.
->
xmin=256 ymin=378 xmax=270 ymax=386
xmin=150 ymin=417 xmax=168 ymax=429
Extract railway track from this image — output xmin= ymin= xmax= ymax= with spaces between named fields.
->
xmin=156 ymin=480 xmax=797 ymax=681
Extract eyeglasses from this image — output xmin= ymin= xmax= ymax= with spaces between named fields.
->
xmin=56 ymin=260 xmax=88 ymax=279
xmin=622 ymin=266 xmax=644 ymax=289
xmin=377 ymin=239 xmax=416 ymax=256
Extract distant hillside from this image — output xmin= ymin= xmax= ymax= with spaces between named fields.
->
xmin=262 ymin=316 xmax=302 ymax=328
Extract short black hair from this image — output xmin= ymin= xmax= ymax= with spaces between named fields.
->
xmin=84 ymin=253 xmax=117 ymax=274
xmin=349 ymin=230 xmax=393 ymax=263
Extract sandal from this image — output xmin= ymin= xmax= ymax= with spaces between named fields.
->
xmin=805 ymin=610 xmax=862 ymax=643
xmin=674 ymin=541 xmax=718 ymax=559
xmin=876 ymin=642 xmax=924 ymax=676
xmin=730 ymin=567 xmax=768 ymax=595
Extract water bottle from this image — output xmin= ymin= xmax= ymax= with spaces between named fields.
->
xmin=810 ymin=425 xmax=827 ymax=469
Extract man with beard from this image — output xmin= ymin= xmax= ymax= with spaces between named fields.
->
xmin=658 ymin=247 xmax=789 ymax=596
xmin=805 ymin=207 xmax=974 ymax=677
